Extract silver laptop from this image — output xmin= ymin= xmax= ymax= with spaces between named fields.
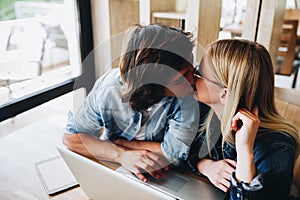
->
xmin=57 ymin=146 xmax=226 ymax=200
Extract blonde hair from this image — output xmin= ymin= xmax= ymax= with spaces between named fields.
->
xmin=204 ymin=39 xmax=299 ymax=156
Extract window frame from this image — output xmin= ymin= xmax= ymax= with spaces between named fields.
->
xmin=0 ymin=0 xmax=95 ymax=122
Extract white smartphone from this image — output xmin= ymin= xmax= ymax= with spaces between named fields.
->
xmin=35 ymin=156 xmax=79 ymax=195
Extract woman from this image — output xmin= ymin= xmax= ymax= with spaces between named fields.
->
xmin=63 ymin=24 xmax=201 ymax=182
xmin=188 ymin=39 xmax=299 ymax=199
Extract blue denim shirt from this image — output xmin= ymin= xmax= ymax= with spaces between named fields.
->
xmin=65 ymin=68 xmax=200 ymax=164
xmin=187 ymin=115 xmax=297 ymax=200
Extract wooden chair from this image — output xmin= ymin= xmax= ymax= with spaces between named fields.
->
xmin=275 ymin=87 xmax=300 ymax=197
xmin=276 ymin=19 xmax=299 ymax=89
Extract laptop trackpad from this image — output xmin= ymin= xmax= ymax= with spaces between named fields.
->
xmin=116 ymin=166 xmax=226 ymax=200
xmin=147 ymin=171 xmax=188 ymax=192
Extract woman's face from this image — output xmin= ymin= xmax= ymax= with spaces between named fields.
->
xmin=164 ymin=62 xmax=195 ymax=97
xmin=193 ymin=54 xmax=225 ymax=106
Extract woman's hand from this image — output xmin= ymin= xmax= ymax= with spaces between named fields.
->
xmin=232 ymin=107 xmax=260 ymax=183
xmin=232 ymin=107 xmax=260 ymax=153
xmin=197 ymin=158 xmax=236 ymax=192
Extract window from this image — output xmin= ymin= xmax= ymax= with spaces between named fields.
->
xmin=219 ymin=0 xmax=248 ymax=39
xmin=0 ymin=0 xmax=95 ymax=121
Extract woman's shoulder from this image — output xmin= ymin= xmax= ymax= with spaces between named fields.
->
xmin=256 ymin=131 xmax=296 ymax=144
xmin=254 ymin=131 xmax=297 ymax=156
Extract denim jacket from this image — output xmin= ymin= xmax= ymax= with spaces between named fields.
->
xmin=187 ymin=115 xmax=297 ymax=200
xmin=65 ymin=68 xmax=200 ymax=164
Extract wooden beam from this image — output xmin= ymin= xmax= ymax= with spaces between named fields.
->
xmin=256 ymin=0 xmax=287 ymax=68
xmin=186 ymin=0 xmax=222 ymax=62
xmin=242 ymin=0 xmax=261 ymax=40
xmin=140 ymin=0 xmax=151 ymax=25
xmin=91 ymin=0 xmax=112 ymax=77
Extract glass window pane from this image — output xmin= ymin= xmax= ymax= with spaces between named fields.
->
xmin=0 ymin=0 xmax=81 ymax=105
xmin=219 ymin=0 xmax=247 ymax=39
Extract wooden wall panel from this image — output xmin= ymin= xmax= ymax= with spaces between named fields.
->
xmin=109 ymin=0 xmax=140 ymax=68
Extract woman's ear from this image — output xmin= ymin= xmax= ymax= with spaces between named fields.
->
xmin=219 ymin=88 xmax=227 ymax=105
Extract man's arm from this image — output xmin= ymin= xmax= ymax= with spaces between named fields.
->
xmin=113 ymin=139 xmax=161 ymax=152
xmin=63 ymin=133 xmax=167 ymax=181
xmin=113 ymin=139 xmax=169 ymax=167
xmin=63 ymin=133 xmax=124 ymax=162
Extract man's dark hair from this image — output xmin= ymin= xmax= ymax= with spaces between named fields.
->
xmin=120 ymin=24 xmax=194 ymax=111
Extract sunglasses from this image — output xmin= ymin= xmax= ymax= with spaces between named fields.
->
xmin=193 ymin=65 xmax=225 ymax=88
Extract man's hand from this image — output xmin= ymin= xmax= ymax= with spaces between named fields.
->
xmin=113 ymin=139 xmax=169 ymax=182
xmin=119 ymin=149 xmax=168 ymax=182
